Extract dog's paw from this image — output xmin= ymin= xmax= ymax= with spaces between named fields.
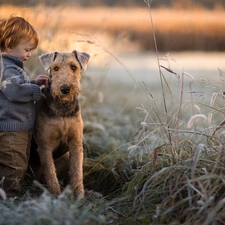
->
xmin=49 ymin=185 xmax=61 ymax=196
xmin=65 ymin=184 xmax=84 ymax=198
xmin=75 ymin=188 xmax=84 ymax=199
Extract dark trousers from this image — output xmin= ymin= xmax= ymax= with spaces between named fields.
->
xmin=0 ymin=130 xmax=32 ymax=197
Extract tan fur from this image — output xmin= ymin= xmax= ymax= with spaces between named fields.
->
xmin=32 ymin=50 xmax=90 ymax=197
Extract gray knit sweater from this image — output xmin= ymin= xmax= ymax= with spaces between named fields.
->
xmin=0 ymin=54 xmax=41 ymax=131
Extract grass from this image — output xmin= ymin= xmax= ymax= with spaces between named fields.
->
xmin=1 ymin=3 xmax=225 ymax=225
xmin=0 ymin=191 xmax=106 ymax=225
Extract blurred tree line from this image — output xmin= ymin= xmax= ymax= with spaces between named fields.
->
xmin=0 ymin=0 xmax=224 ymax=8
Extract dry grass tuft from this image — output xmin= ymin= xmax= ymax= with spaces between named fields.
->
xmin=187 ymin=114 xmax=208 ymax=129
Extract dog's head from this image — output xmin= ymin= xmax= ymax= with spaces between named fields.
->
xmin=39 ymin=50 xmax=90 ymax=101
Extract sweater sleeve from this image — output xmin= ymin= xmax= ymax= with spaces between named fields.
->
xmin=1 ymin=67 xmax=41 ymax=102
xmin=31 ymin=84 xmax=41 ymax=101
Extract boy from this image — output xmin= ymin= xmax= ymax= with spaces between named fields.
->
xmin=0 ymin=16 xmax=48 ymax=198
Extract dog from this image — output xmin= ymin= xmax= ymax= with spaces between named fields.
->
xmin=30 ymin=50 xmax=90 ymax=197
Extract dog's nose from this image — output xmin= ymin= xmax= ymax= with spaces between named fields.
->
xmin=60 ymin=85 xmax=71 ymax=94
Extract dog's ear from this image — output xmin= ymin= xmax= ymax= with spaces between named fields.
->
xmin=73 ymin=50 xmax=90 ymax=70
xmin=39 ymin=52 xmax=58 ymax=71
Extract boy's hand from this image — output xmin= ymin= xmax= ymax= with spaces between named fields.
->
xmin=35 ymin=75 xmax=49 ymax=86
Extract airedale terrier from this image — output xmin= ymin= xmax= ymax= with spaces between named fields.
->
xmin=30 ymin=50 xmax=90 ymax=197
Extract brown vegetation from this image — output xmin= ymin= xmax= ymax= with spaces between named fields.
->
xmin=0 ymin=5 xmax=225 ymax=51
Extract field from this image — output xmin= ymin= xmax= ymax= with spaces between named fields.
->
xmin=1 ymin=5 xmax=225 ymax=52
xmin=1 ymin=4 xmax=225 ymax=225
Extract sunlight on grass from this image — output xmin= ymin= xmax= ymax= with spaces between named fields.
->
xmin=0 ymin=5 xmax=225 ymax=52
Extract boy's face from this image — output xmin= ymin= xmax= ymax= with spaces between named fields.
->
xmin=5 ymin=40 xmax=35 ymax=61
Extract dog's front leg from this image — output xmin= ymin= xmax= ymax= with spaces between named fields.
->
xmin=69 ymin=142 xmax=84 ymax=198
xmin=38 ymin=147 xmax=61 ymax=196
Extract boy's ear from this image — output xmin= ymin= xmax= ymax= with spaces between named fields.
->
xmin=39 ymin=52 xmax=58 ymax=71
xmin=5 ymin=45 xmax=13 ymax=52
xmin=73 ymin=50 xmax=90 ymax=70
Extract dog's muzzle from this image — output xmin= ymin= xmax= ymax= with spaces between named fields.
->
xmin=60 ymin=84 xmax=71 ymax=94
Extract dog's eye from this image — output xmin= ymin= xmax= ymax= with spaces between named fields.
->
xmin=71 ymin=65 xmax=76 ymax=71
xmin=53 ymin=66 xmax=59 ymax=72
